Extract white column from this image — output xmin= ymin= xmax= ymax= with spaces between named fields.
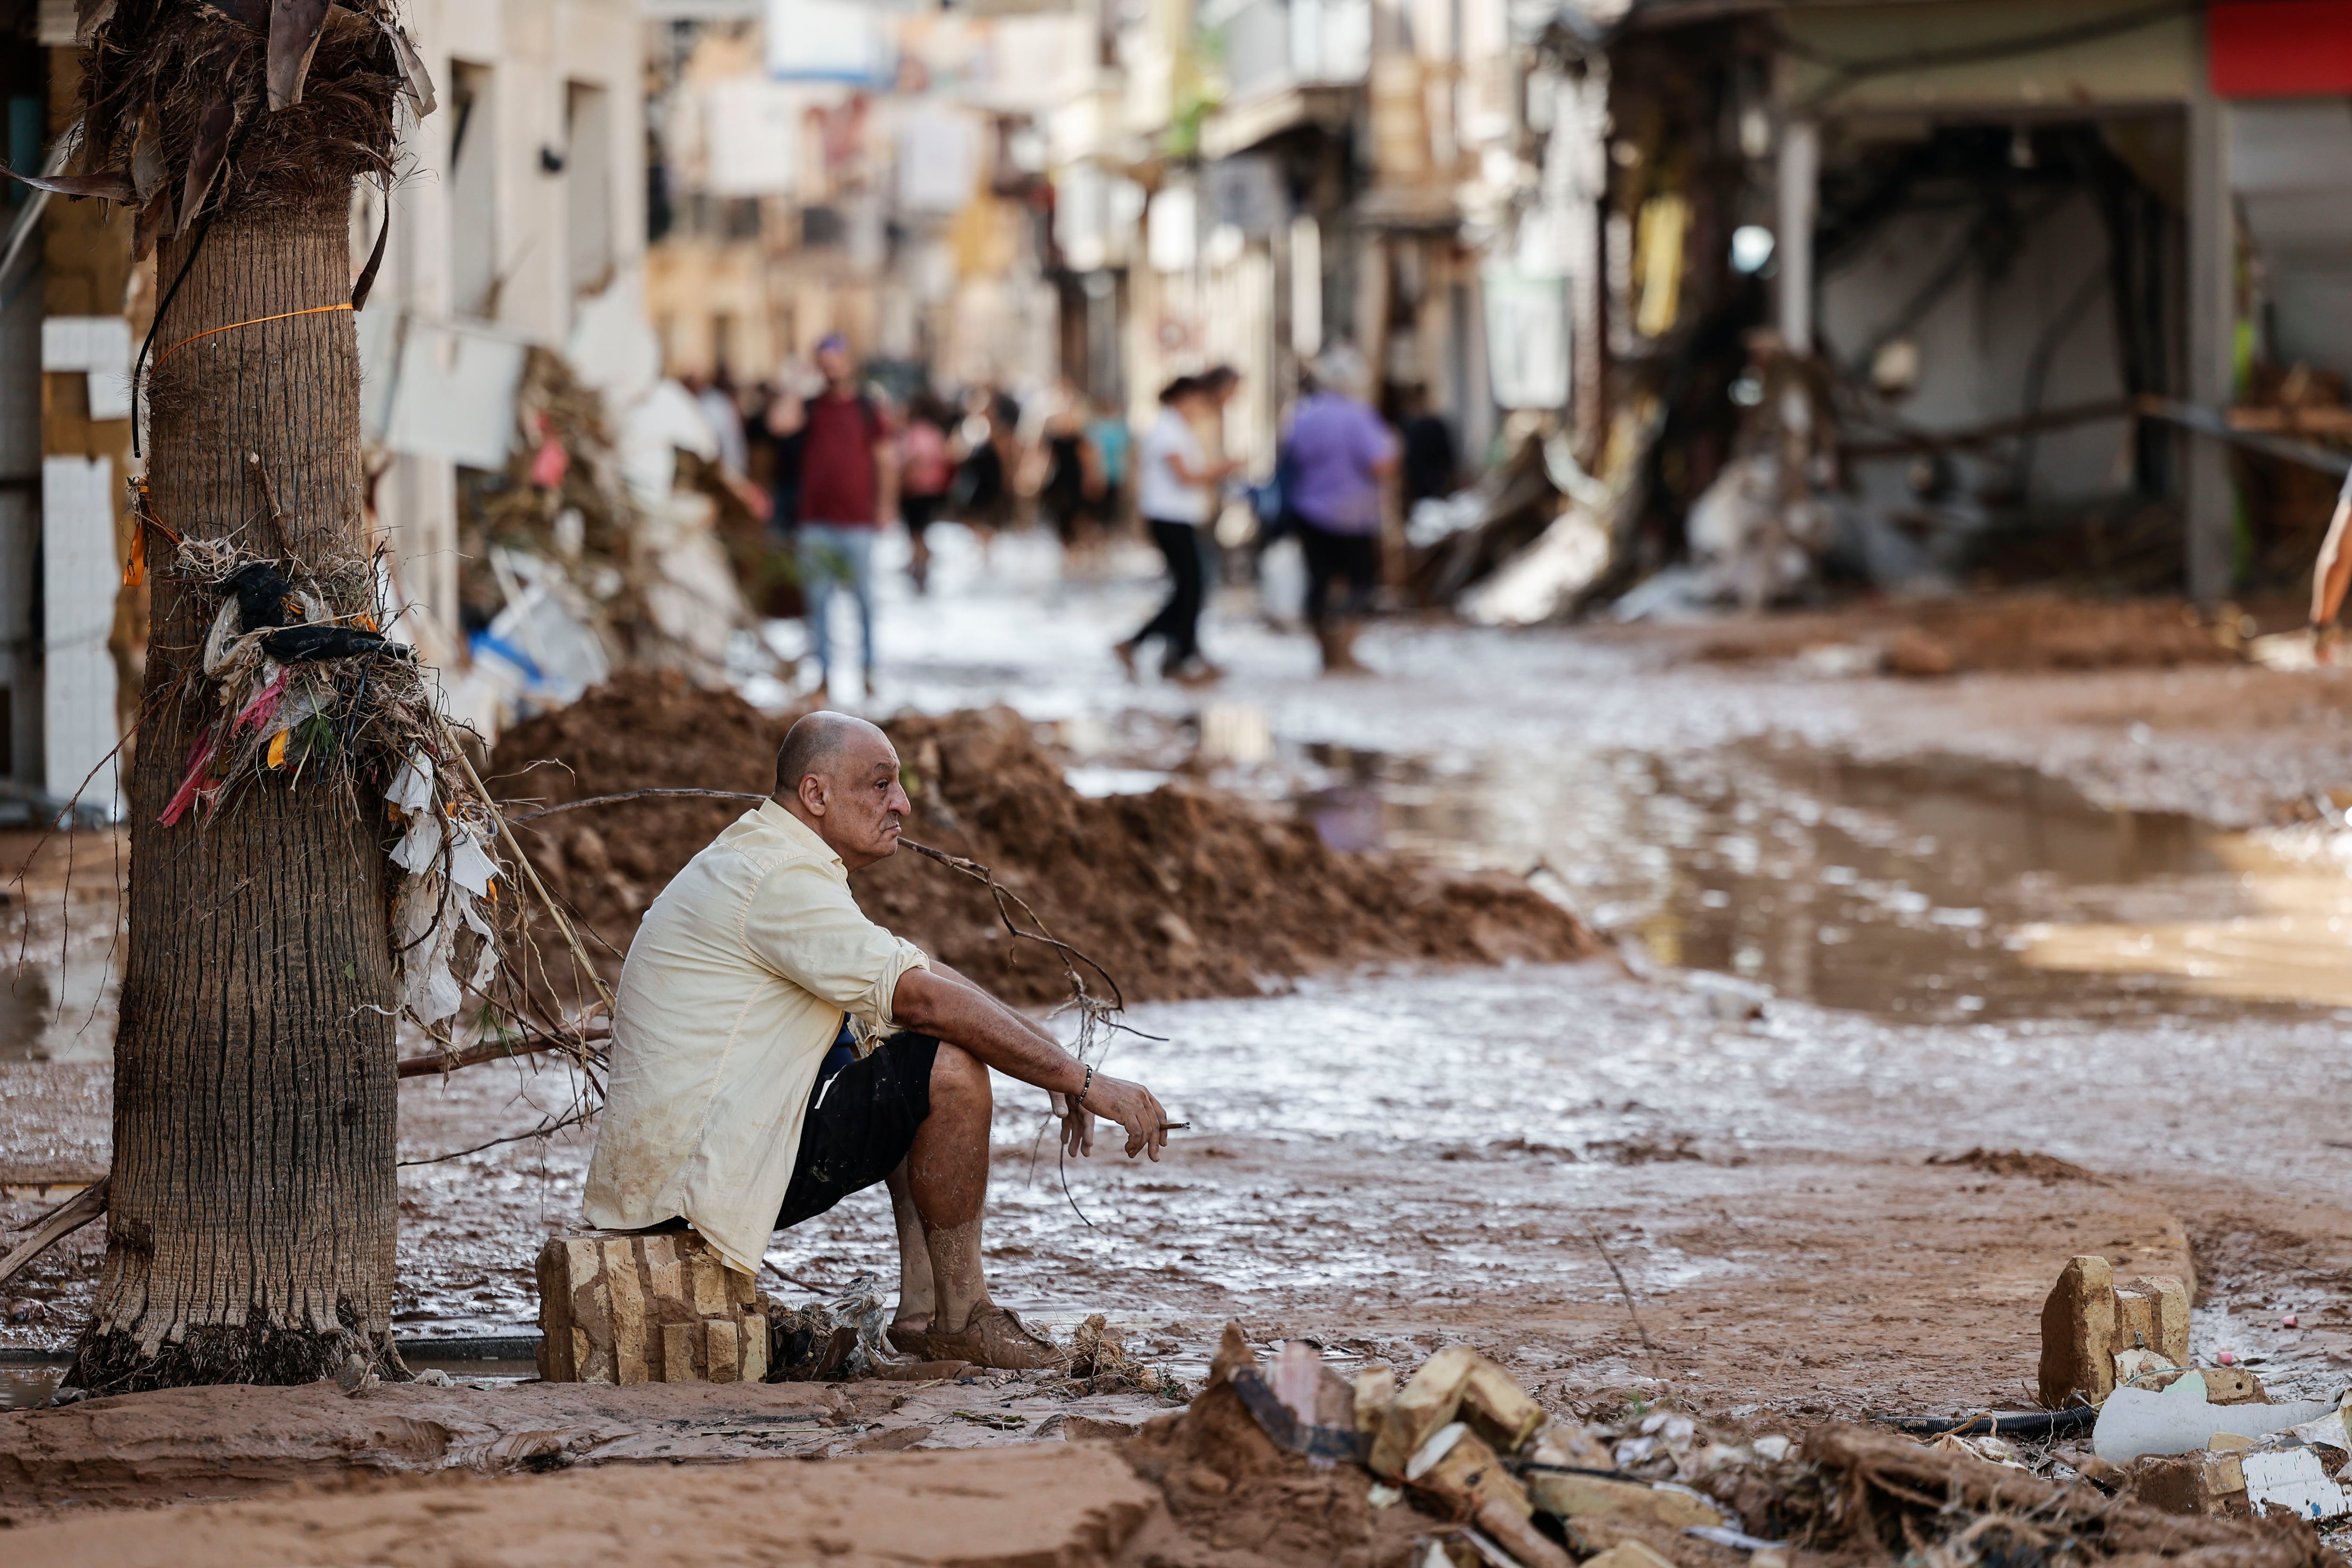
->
xmin=40 ymin=454 xmax=119 ymax=816
xmin=1776 ymin=119 xmax=1819 ymax=355
xmin=2185 ymin=60 xmax=2236 ymax=605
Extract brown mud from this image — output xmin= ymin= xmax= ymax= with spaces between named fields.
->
xmin=1680 ymin=594 xmax=2257 ymax=677
xmin=489 ymin=673 xmax=1597 ymax=1005
xmin=8 ymin=1334 xmax=2340 ymax=1568
xmin=0 ymin=1439 xmax=1160 ymax=1565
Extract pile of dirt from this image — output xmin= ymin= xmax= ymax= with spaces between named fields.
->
xmin=1691 ymin=595 xmax=2246 ymax=677
xmin=1928 ymin=1148 xmax=2101 ymax=1184
xmin=489 ymin=669 xmax=789 ymax=939
xmin=1119 ymin=1366 xmax=1423 ymax=1568
xmin=490 ymin=676 xmax=1598 ymax=1004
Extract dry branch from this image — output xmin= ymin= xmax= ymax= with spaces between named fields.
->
xmin=0 ymin=1177 xmax=110 ymax=1290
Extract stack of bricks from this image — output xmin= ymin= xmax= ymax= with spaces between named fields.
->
xmin=535 ymin=1232 xmax=769 ymax=1385
xmin=2037 ymin=1253 xmax=2191 ymax=1408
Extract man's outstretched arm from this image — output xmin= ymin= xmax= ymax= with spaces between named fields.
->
xmin=890 ymin=963 xmax=1168 ymax=1159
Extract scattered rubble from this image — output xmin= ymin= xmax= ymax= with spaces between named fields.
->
xmin=1123 ymin=1320 xmax=2348 ymax=1568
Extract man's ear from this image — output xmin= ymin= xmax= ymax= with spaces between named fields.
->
xmin=798 ymin=773 xmax=828 ymax=816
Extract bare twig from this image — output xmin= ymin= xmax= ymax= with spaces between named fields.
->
xmin=396 ymin=1016 xmax=609 ymax=1079
xmin=505 ymin=787 xmax=765 ymax=823
xmin=1582 ymin=1219 xmax=1666 ymax=1382
xmin=397 ymin=1103 xmax=596 ymax=1167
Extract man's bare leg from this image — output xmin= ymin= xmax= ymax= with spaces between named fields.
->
xmin=887 ymin=1042 xmax=1061 ymax=1368
xmin=907 ymin=1041 xmax=993 ymax=1334
xmin=884 ymin=1161 xmax=936 ymax=1330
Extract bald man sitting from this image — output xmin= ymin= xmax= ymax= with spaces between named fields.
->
xmin=583 ymin=712 xmax=1169 ymax=1369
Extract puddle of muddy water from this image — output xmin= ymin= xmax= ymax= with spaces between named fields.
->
xmin=1270 ymin=738 xmax=2345 ymax=1023
xmin=0 ymin=1364 xmax=61 ymax=1410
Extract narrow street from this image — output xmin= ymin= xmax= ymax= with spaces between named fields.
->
xmin=23 ymin=531 xmax=2352 ymax=1434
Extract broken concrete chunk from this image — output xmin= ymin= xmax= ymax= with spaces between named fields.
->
xmin=1474 ymin=1496 xmax=1576 ymax=1568
xmin=1355 ymin=1365 xmax=1395 ymax=1442
xmin=1410 ymin=1423 xmax=1532 ymax=1522
xmin=2115 ymin=1275 xmax=2191 ymax=1367
xmin=2191 ymin=1365 xmax=2268 ymax=1406
xmin=2041 ymin=1256 xmax=2120 ymax=1409
xmin=1462 ymin=1361 xmax=1546 ymax=1454
xmin=1530 ymin=1420 xmax=1614 ymax=1470
xmin=536 ymin=1232 xmax=770 ymax=1385
xmin=1528 ymin=1471 xmax=1727 ymax=1530
xmin=2242 ymin=1448 xmax=2352 ymax=1521
xmin=2038 ymin=1258 xmax=2190 ymax=1409
xmin=2129 ymin=1449 xmax=2246 ymax=1517
xmin=1369 ymin=1344 xmax=1480 ymax=1478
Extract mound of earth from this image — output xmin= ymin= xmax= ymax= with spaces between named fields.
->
xmin=1928 ymin=1148 xmax=2101 ymax=1184
xmin=1690 ymin=595 xmax=2242 ymax=676
xmin=489 ymin=675 xmax=1597 ymax=1005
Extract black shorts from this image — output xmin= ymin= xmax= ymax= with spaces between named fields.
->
xmin=774 ymin=1032 xmax=939 ymax=1231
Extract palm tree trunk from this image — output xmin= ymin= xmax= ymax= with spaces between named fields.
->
xmin=71 ymin=193 xmax=402 ymax=1390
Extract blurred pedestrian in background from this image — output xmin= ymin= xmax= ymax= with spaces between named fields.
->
xmin=690 ymin=369 xmax=750 ymax=481
xmin=1283 ymin=345 xmax=1395 ymax=675
xmin=951 ymin=388 xmax=1018 ymax=564
xmin=1397 ymin=383 xmax=1459 ymax=515
xmin=899 ymin=390 xmax=956 ymax=595
xmin=767 ymin=333 xmax=893 ymax=699
xmin=1034 ymin=380 xmax=1106 ymax=566
xmin=1115 ymin=374 xmax=1237 ymax=685
xmin=1086 ymin=395 xmax=1132 ymax=531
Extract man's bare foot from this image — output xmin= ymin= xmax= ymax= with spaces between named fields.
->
xmin=889 ymin=1305 xmax=1064 ymax=1370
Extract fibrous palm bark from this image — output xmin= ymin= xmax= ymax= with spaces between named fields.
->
xmin=28 ymin=0 xmax=429 ymax=1391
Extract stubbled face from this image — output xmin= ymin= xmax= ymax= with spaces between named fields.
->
xmin=817 ymin=344 xmax=853 ymax=385
xmin=803 ymin=730 xmax=910 ymax=868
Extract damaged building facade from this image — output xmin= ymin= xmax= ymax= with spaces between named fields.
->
xmin=1498 ymin=0 xmax=2352 ymax=614
xmin=0 ymin=0 xmax=645 ymax=817
xmin=1035 ymin=0 xmax=2352 ymax=618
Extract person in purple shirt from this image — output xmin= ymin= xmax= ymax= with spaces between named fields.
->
xmin=1282 ymin=345 xmax=1397 ymax=674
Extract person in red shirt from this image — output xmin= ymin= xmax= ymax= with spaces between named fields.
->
xmin=767 ymin=334 xmax=896 ymax=698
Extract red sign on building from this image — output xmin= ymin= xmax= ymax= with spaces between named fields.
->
xmin=2211 ymin=0 xmax=2352 ymax=99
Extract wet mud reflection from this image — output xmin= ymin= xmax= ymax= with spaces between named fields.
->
xmin=1288 ymin=740 xmax=2336 ymax=1022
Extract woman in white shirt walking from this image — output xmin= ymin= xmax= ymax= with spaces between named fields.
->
xmin=1116 ymin=375 xmax=1236 ymax=683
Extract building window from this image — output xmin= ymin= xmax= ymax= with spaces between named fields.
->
xmin=449 ymin=62 xmax=498 ymax=319
xmin=566 ymin=81 xmax=614 ymax=298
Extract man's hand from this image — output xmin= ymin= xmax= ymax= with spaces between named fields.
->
xmin=1073 ymin=1073 xmax=1167 ymax=1161
xmin=895 ymin=964 xmax=1169 ymax=1160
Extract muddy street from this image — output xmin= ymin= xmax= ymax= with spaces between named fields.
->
xmin=12 ymin=532 xmax=2352 ymax=1437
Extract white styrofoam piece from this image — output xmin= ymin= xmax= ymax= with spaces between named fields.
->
xmin=2094 ymin=1385 xmax=2339 ymax=1463
xmin=2243 ymin=1448 xmax=2352 ymax=1522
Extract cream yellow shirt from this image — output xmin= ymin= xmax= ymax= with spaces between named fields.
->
xmin=582 ymin=800 xmax=931 ymax=1277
